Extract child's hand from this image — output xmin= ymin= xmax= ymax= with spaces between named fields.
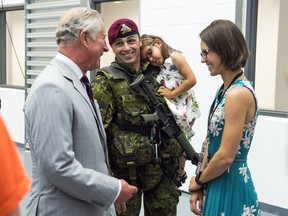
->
xmin=158 ymin=86 xmax=175 ymax=98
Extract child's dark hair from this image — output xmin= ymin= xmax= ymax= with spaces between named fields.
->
xmin=141 ymin=34 xmax=177 ymax=60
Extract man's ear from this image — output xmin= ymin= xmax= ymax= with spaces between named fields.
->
xmin=139 ymin=35 xmax=143 ymax=47
xmin=79 ymin=30 xmax=89 ymax=47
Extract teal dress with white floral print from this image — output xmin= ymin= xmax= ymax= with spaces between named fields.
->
xmin=202 ymin=80 xmax=261 ymax=216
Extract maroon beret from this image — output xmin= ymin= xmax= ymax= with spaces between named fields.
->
xmin=108 ymin=18 xmax=139 ymax=45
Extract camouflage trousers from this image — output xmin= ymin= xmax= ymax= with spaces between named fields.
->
xmin=117 ymin=176 xmax=181 ymax=216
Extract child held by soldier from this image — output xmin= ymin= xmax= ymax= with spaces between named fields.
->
xmin=140 ymin=34 xmax=201 ymax=183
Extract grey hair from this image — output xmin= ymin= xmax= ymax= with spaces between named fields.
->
xmin=55 ymin=7 xmax=102 ymax=45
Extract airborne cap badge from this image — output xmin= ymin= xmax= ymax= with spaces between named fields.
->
xmin=120 ymin=24 xmax=132 ymax=35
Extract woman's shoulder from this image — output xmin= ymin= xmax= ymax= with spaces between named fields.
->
xmin=225 ymin=80 xmax=256 ymax=106
xmin=230 ymin=80 xmax=255 ymax=93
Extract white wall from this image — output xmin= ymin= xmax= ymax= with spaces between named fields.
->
xmin=0 ymin=88 xmax=25 ymax=144
xmin=250 ymin=115 xmax=288 ymax=208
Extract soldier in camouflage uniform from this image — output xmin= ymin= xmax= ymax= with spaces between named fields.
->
xmin=91 ymin=18 xmax=185 ymax=216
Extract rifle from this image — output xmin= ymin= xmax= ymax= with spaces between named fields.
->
xmin=130 ymin=74 xmax=200 ymax=166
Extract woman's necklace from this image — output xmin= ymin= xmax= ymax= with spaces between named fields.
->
xmin=199 ymin=71 xmax=243 ymax=170
xmin=208 ymin=71 xmax=244 ymax=120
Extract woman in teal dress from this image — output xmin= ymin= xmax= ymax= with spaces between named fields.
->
xmin=188 ymin=20 xmax=261 ymax=216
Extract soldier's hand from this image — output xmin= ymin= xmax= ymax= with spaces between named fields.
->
xmin=115 ymin=179 xmax=138 ymax=204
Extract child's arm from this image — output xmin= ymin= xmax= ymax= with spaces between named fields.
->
xmin=158 ymin=52 xmax=197 ymax=98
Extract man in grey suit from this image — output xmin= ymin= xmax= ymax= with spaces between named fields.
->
xmin=24 ymin=7 xmax=137 ymax=216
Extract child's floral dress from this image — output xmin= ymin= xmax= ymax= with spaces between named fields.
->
xmin=156 ymin=52 xmax=200 ymax=142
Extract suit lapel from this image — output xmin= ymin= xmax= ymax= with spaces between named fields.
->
xmin=52 ymin=58 xmax=107 ymax=149
xmin=53 ymin=58 xmax=96 ymax=116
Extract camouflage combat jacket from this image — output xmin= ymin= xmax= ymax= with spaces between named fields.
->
xmin=91 ymin=61 xmax=182 ymax=191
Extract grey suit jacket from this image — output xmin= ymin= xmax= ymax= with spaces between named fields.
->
xmin=24 ymin=57 xmax=118 ymax=216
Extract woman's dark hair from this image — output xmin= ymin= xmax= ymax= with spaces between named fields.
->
xmin=200 ymin=19 xmax=250 ymax=71
xmin=141 ymin=34 xmax=177 ymax=60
